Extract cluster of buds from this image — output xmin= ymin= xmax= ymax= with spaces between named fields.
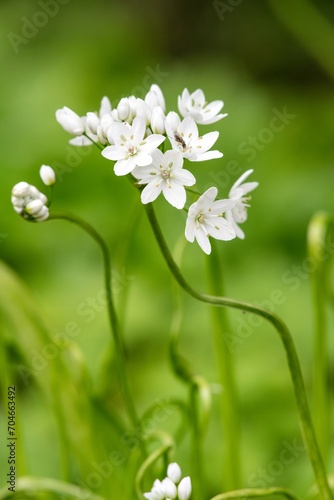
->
xmin=144 ymin=462 xmax=191 ymax=500
xmin=11 ymin=166 xmax=56 ymax=223
xmin=11 ymin=181 xmax=49 ymax=222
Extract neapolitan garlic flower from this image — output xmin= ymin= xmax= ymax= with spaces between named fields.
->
xmin=144 ymin=462 xmax=191 ymax=500
xmin=185 ymin=187 xmax=236 ymax=254
xmin=11 ymin=182 xmax=49 ymax=222
xmin=165 ymin=113 xmax=222 ymax=162
xmin=178 ymin=88 xmax=227 ymax=125
xmin=102 ymin=116 xmax=165 ymax=176
xmin=225 ymin=169 xmax=259 ymax=239
xmin=132 ymin=150 xmax=195 ymax=209
xmin=167 ymin=463 xmax=182 ymax=483
xmin=177 ymin=477 xmax=192 ymax=500
xmin=40 ymin=165 xmax=56 ymax=186
xmin=55 ymin=106 xmax=85 ymax=136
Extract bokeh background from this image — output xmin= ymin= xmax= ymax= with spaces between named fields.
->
xmin=1 ymin=0 xmax=334 ymax=498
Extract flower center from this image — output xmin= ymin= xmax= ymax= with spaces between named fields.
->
xmin=128 ymin=145 xmax=138 ymax=156
xmin=196 ymin=212 xmax=206 ymax=225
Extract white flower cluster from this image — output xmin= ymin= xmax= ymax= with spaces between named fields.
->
xmin=11 ymin=181 xmax=49 ymax=222
xmin=144 ymin=462 xmax=191 ymax=500
xmin=54 ymin=84 xmax=258 ymax=253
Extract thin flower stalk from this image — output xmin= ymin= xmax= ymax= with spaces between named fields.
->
xmin=47 ymin=212 xmax=144 ymax=455
xmin=307 ymin=211 xmax=334 ymax=464
xmin=207 ymin=240 xmax=241 ymax=490
xmin=144 ymin=202 xmax=333 ymax=500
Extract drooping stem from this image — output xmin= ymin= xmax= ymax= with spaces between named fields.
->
xmin=207 ymin=241 xmax=241 ymax=490
xmin=48 ymin=213 xmax=142 ymax=450
xmin=144 ymin=203 xmax=333 ymax=500
xmin=307 ymin=212 xmax=334 ymax=464
xmin=135 ymin=432 xmax=174 ymax=499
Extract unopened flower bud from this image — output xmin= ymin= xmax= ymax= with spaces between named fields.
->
xmin=178 ymin=477 xmax=192 ymax=500
xmin=86 ymin=112 xmax=100 ymax=135
xmin=151 ymin=106 xmax=166 ymax=134
xmin=150 ymin=84 xmax=166 ymax=111
xmin=40 ymin=165 xmax=56 ymax=186
xmin=160 ymin=478 xmax=177 ymax=498
xmin=56 ymin=106 xmax=85 ymax=135
xmin=117 ymin=98 xmax=130 ymax=121
xmin=167 ymin=463 xmax=182 ymax=484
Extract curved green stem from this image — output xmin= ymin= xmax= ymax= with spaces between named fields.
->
xmin=307 ymin=212 xmax=334 ymax=464
xmin=144 ymin=203 xmax=333 ymax=500
xmin=169 ymin=238 xmax=211 ymax=499
xmin=207 ymin=241 xmax=241 ymax=489
xmin=48 ymin=213 xmax=143 ymax=451
xmin=209 ymin=486 xmax=302 ymax=500
xmin=135 ymin=432 xmax=174 ymax=499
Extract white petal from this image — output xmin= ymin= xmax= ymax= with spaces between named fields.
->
xmin=195 ymin=227 xmax=211 ymax=254
xmin=136 ymin=152 xmax=154 ymax=167
xmin=206 ymin=217 xmax=236 ymax=241
xmin=179 ymin=116 xmax=198 ymax=141
xmin=195 ymin=131 xmax=219 ymax=152
xmin=226 ymin=210 xmax=245 ymax=239
xmin=175 ymin=169 xmax=196 ymax=186
xmin=114 ymin=157 xmax=135 ymax=176
xmin=230 ymin=169 xmax=254 ymax=191
xmin=185 ymin=215 xmax=195 ymax=242
xmin=141 ymin=181 xmax=162 ymax=204
xmin=163 ymin=182 xmax=186 ymax=209
xmin=101 ymin=145 xmax=126 ymax=161
xmin=191 ymin=150 xmax=223 ymax=162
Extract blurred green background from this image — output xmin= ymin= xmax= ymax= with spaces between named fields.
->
xmin=1 ymin=0 xmax=334 ymax=498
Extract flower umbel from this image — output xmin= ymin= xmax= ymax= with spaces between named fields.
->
xmin=225 ymin=169 xmax=259 ymax=239
xmin=11 ymin=182 xmax=49 ymax=222
xmin=132 ymin=149 xmax=196 ymax=209
xmin=185 ymin=187 xmax=236 ymax=254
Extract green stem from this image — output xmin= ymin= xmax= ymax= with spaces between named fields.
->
xmin=209 ymin=486 xmax=302 ymax=500
xmin=307 ymin=212 xmax=334 ymax=464
xmin=144 ymin=203 xmax=333 ymax=500
xmin=135 ymin=432 xmax=174 ymax=499
xmin=207 ymin=241 xmax=241 ymax=490
xmin=48 ymin=213 xmax=143 ymax=452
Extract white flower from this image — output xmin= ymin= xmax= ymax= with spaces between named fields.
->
xmin=178 ymin=477 xmax=192 ymax=500
xmin=185 ymin=187 xmax=236 ymax=254
xmin=146 ymin=84 xmax=166 ymax=112
xmin=178 ymin=88 xmax=227 ymax=125
xmin=117 ymin=97 xmax=131 ymax=121
xmin=101 ymin=116 xmax=165 ymax=176
xmin=11 ymin=182 xmax=49 ymax=222
xmin=165 ymin=113 xmax=222 ymax=162
xmin=160 ymin=478 xmax=177 ymax=498
xmin=144 ymin=479 xmax=164 ymax=500
xmin=55 ymin=106 xmax=85 ymax=136
xmin=225 ymin=169 xmax=259 ymax=239
xmin=167 ymin=463 xmax=182 ymax=484
xmin=151 ymin=106 xmax=166 ymax=134
xmin=132 ymin=150 xmax=195 ymax=209
xmin=39 ymin=165 xmax=56 ymax=186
